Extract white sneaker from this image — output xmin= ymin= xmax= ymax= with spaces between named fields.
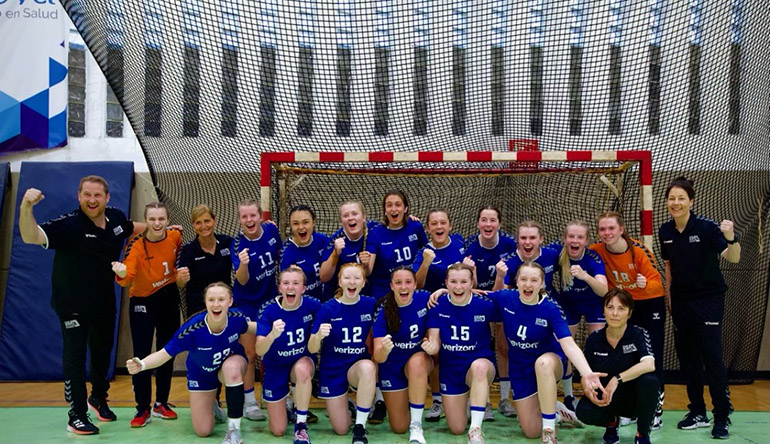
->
xmin=555 ymin=401 xmax=584 ymax=428
xmin=244 ymin=401 xmax=266 ymax=421
xmin=425 ymin=401 xmax=444 ymax=422
xmin=497 ymin=398 xmax=517 ymax=418
xmin=541 ymin=427 xmax=557 ymax=444
xmin=213 ymin=401 xmax=227 ymax=424
xmin=651 ymin=414 xmax=663 ymax=431
xmin=467 ymin=426 xmax=485 ymax=444
xmin=620 ymin=416 xmax=637 ymax=427
xmin=222 ymin=428 xmax=243 ymax=444
xmin=483 ymin=402 xmax=495 ymax=422
xmin=408 ymin=422 xmax=427 ymax=444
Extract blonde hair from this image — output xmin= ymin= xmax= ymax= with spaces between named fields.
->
xmin=334 ymin=263 xmax=367 ymax=299
xmin=338 ymin=200 xmax=369 ymax=251
xmin=515 ymin=261 xmax=548 ymax=298
xmin=79 ymin=175 xmax=109 ymax=194
xmin=279 ymin=265 xmax=307 ymax=286
xmin=190 ymin=204 xmax=215 ymax=224
xmin=558 ymin=220 xmax=591 ymax=290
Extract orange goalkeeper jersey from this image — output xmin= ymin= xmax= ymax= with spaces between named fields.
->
xmin=590 ymin=239 xmax=664 ymax=301
xmin=116 ymin=229 xmax=182 ymax=297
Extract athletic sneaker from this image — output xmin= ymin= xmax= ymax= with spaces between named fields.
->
xmin=555 ymin=401 xmax=584 ymax=428
xmin=483 ymin=402 xmax=495 ymax=422
xmin=307 ymin=409 xmax=319 ymax=424
xmin=87 ymin=395 xmax=117 ymax=422
xmin=293 ymin=423 xmax=311 ymax=444
xmin=222 ymin=427 xmax=243 ymax=444
xmin=130 ymin=408 xmax=152 ymax=428
xmin=497 ymin=398 xmax=517 ymax=418
xmin=634 ymin=434 xmax=651 ymax=444
xmin=348 ymin=398 xmax=357 ymax=420
xmin=244 ymin=400 xmax=266 ymax=421
xmin=677 ymin=411 xmax=710 ymax=430
xmin=620 ymin=416 xmax=637 ymax=427
xmin=408 ymin=422 xmax=426 ymax=444
xmin=602 ymin=426 xmax=620 ymax=444
xmin=541 ymin=427 xmax=558 ymax=444
xmin=213 ymin=401 xmax=227 ymax=424
xmin=152 ymin=402 xmax=178 ymax=419
xmin=562 ymin=395 xmax=576 ymax=412
xmin=467 ymin=426 xmax=485 ymax=444
xmin=711 ymin=417 xmax=731 ymax=439
xmin=425 ymin=401 xmax=444 ymax=422
xmin=67 ymin=411 xmax=99 ymax=435
xmin=651 ymin=413 xmax=663 ymax=431
xmin=368 ymin=400 xmax=387 ymax=424
xmin=351 ymin=424 xmax=368 ymax=444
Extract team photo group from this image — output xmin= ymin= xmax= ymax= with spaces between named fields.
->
xmin=18 ymin=175 xmax=740 ymax=444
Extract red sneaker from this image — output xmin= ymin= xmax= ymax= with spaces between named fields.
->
xmin=130 ymin=409 xmax=152 ymax=428
xmin=152 ymin=402 xmax=178 ymax=420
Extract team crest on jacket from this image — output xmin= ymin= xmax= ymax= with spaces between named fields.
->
xmin=535 ymin=318 xmax=548 ymax=327
xmin=228 ymin=333 xmax=239 ymax=343
xmin=303 ymin=314 xmax=314 ymax=323
xmin=361 ymin=314 xmax=372 ymax=322
xmin=689 ymin=235 xmax=700 ymax=243
xmin=474 ymin=315 xmax=485 ymax=322
xmin=417 ymin=308 xmax=427 ymax=318
xmin=622 ymin=344 xmax=637 ymax=354
xmin=408 ymin=234 xmax=418 ymax=242
xmin=220 ymin=248 xmax=230 ymax=256
xmin=113 ymin=226 xmax=124 ymax=236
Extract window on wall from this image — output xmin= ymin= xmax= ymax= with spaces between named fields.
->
xmin=67 ymin=42 xmax=86 ymax=138
xmin=687 ymin=0 xmax=703 ymax=135
xmin=568 ymin=0 xmax=585 ymax=136
xmin=221 ymin=1 xmax=240 ymax=138
xmin=297 ymin=0 xmax=315 ymax=137
xmin=490 ymin=0 xmax=505 ymax=137
xmin=106 ymin=0 xmax=124 ymax=137
xmin=374 ymin=0 xmax=391 ymax=137
xmin=648 ymin=0 xmax=662 ymax=135
xmin=728 ymin=0 xmax=743 ymax=134
xmin=182 ymin=0 xmax=201 ymax=137
xmin=259 ymin=1 xmax=278 ymax=137
xmin=143 ymin=2 xmax=163 ymax=137
xmin=413 ymin=0 xmax=430 ymax=136
xmin=607 ymin=0 xmax=623 ymax=135
xmin=336 ymin=0 xmax=353 ymax=137
xmin=529 ymin=0 xmax=544 ymax=136
xmin=451 ymin=1 xmax=467 ymax=136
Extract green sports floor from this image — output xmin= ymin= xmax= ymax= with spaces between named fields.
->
xmin=0 ymin=408 xmax=767 ymax=444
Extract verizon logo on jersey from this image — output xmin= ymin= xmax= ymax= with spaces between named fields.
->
xmin=152 ymin=277 xmax=171 ymax=288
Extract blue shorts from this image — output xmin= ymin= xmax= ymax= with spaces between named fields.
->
xmin=509 ymin=352 xmax=567 ymax=401
xmin=379 ymin=358 xmax=409 ymax=392
xmin=262 ymin=356 xmax=316 ymax=402
xmin=186 ymin=352 xmax=247 ymax=392
xmin=562 ymin=297 xmax=605 ymax=326
xmin=439 ymin=354 xmax=495 ymax=396
xmin=318 ymin=362 xmax=361 ymax=399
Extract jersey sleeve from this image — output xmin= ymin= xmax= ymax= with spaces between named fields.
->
xmin=256 ymin=304 xmax=274 ymax=337
xmin=230 ymin=237 xmax=242 ymax=269
xmin=320 ymin=232 xmax=340 ymax=262
xmin=633 ymin=326 xmax=655 ymax=361
xmin=39 ymin=215 xmax=73 ymax=250
xmin=585 ymin=251 xmax=605 ymax=277
xmin=279 ymin=241 xmax=294 ymax=271
xmin=634 ymin=246 xmax=664 ymax=297
xmin=177 ymin=242 xmax=194 ymax=269
xmin=485 ymin=298 xmax=502 ymax=322
xmin=116 ymin=237 xmax=142 ymax=286
xmin=372 ymin=305 xmax=387 ymax=338
xmin=426 ymin=301 xmax=441 ymax=329
xmin=657 ymin=225 xmax=670 ymax=261
xmin=163 ymin=325 xmax=191 ymax=357
xmin=549 ymin=301 xmax=571 ymax=339
xmin=411 ymin=248 xmax=426 ymax=272
xmin=311 ymin=303 xmax=330 ymax=334
xmin=708 ymin=220 xmax=728 ymax=253
xmin=365 ymin=228 xmax=381 ymax=255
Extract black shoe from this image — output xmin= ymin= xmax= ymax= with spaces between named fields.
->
xmin=351 ymin=423 xmax=368 ymax=444
xmin=348 ymin=398 xmax=357 ymax=420
xmin=87 ymin=395 xmax=117 ymax=422
xmin=307 ymin=409 xmax=318 ymax=424
xmin=368 ymin=400 xmax=386 ymax=425
xmin=287 ymin=407 xmax=297 ymax=423
xmin=67 ymin=411 xmax=99 ymax=435
xmin=603 ymin=426 xmax=620 ymax=444
xmin=563 ymin=395 xmax=576 ymax=412
xmin=711 ymin=417 xmax=731 ymax=439
xmin=677 ymin=411 xmax=710 ymax=430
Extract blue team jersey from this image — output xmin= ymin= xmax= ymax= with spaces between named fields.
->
xmin=548 ymin=244 xmax=606 ymax=303
xmin=231 ymin=223 xmax=282 ymax=308
xmin=312 ymin=295 xmax=377 ymax=371
xmin=486 ymin=289 xmax=571 ymax=371
xmin=372 ymin=290 xmax=431 ymax=364
xmin=257 ymin=296 xmax=322 ymax=366
xmin=427 ymin=294 xmax=499 ymax=366
xmin=366 ymin=220 xmax=428 ymax=298
xmin=321 ymin=220 xmax=380 ymax=294
xmin=164 ymin=309 xmax=249 ymax=374
xmin=463 ymin=231 xmax=518 ymax=290
xmin=503 ymin=247 xmax=560 ymax=293
xmin=280 ymin=232 xmax=331 ymax=301
xmin=411 ymin=233 xmax=466 ymax=293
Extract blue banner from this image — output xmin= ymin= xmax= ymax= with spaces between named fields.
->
xmin=0 ymin=0 xmax=68 ymax=153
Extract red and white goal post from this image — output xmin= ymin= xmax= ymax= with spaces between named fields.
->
xmin=259 ymin=148 xmax=653 ymax=249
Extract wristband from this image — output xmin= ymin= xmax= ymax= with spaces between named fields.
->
xmin=726 ymin=233 xmax=740 ymax=244
xmin=616 ymin=374 xmax=624 ymax=385
xmin=138 ymin=358 xmax=146 ymax=371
